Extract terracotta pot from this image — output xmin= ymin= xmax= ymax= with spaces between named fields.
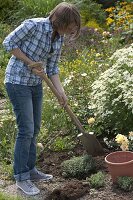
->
xmin=105 ymin=151 xmax=133 ymax=183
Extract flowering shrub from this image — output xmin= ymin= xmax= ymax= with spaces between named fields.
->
xmin=105 ymin=1 xmax=133 ymax=44
xmin=85 ymin=19 xmax=103 ymax=31
xmin=105 ymin=1 xmax=133 ymax=31
xmin=60 ymin=49 xmax=110 ymax=126
xmin=90 ymin=44 xmax=133 ymax=136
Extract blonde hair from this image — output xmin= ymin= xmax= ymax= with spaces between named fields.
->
xmin=49 ymin=2 xmax=81 ymax=39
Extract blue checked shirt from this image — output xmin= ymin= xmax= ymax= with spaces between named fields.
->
xmin=3 ymin=17 xmax=64 ymax=86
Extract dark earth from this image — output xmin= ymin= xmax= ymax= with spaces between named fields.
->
xmin=36 ymin=143 xmax=133 ymax=200
xmin=0 ymin=99 xmax=133 ymax=199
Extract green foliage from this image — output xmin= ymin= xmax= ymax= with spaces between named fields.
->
xmin=60 ymin=48 xmax=110 ymax=128
xmin=0 ymin=192 xmax=22 ymax=200
xmin=73 ymin=0 xmax=106 ymax=25
xmin=0 ymin=162 xmax=13 ymax=180
xmin=0 ymin=0 xmax=18 ymax=23
xmin=41 ymin=89 xmax=77 ymax=138
xmin=90 ymin=44 xmax=133 ymax=136
xmin=12 ymin=0 xmax=62 ymax=24
xmin=0 ymin=23 xmax=11 ymax=96
xmin=87 ymin=171 xmax=105 ymax=188
xmin=0 ymin=103 xmax=16 ymax=164
xmin=51 ymin=136 xmax=75 ymax=151
xmin=61 ymin=155 xmax=96 ymax=179
xmin=117 ymin=176 xmax=133 ymax=192
xmin=85 ymin=19 xmax=103 ymax=31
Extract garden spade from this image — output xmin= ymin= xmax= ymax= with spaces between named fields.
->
xmin=31 ymin=63 xmax=104 ymax=156
xmin=41 ymin=73 xmax=104 ymax=156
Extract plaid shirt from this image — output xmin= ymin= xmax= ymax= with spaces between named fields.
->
xmin=3 ymin=17 xmax=64 ymax=86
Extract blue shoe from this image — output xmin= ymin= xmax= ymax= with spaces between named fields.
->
xmin=30 ymin=168 xmax=53 ymax=181
xmin=16 ymin=180 xmax=40 ymax=195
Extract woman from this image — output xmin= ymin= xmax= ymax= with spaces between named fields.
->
xmin=3 ymin=2 xmax=81 ymax=196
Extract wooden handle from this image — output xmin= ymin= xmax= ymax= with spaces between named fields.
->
xmin=40 ymin=73 xmax=85 ymax=133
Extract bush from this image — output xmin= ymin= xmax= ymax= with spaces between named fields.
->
xmin=12 ymin=0 xmax=62 ymax=24
xmin=105 ymin=1 xmax=133 ymax=31
xmin=61 ymin=155 xmax=96 ymax=179
xmin=0 ymin=23 xmax=11 ymax=96
xmin=0 ymin=0 xmax=18 ymax=23
xmin=87 ymin=171 xmax=105 ymax=188
xmin=60 ymin=48 xmax=110 ymax=126
xmin=73 ymin=0 xmax=106 ymax=25
xmin=117 ymin=176 xmax=133 ymax=192
xmin=51 ymin=136 xmax=75 ymax=151
xmin=105 ymin=1 xmax=133 ymax=44
xmin=90 ymin=43 xmax=133 ymax=136
xmin=0 ymin=104 xmax=16 ymax=163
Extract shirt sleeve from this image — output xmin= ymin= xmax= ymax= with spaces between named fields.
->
xmin=46 ymin=48 xmax=62 ymax=77
xmin=2 ymin=20 xmax=37 ymax=52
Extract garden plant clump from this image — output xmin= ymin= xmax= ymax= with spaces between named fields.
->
xmin=87 ymin=171 xmax=105 ymax=189
xmin=117 ymin=176 xmax=133 ymax=192
xmin=90 ymin=43 xmax=133 ymax=136
xmin=61 ymin=155 xmax=96 ymax=179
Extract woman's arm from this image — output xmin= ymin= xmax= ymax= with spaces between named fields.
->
xmin=11 ymin=48 xmax=33 ymax=65
xmin=11 ymin=48 xmax=44 ymax=74
xmin=50 ymin=74 xmax=68 ymax=106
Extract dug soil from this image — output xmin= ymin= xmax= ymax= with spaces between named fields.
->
xmin=37 ymin=144 xmax=133 ymax=200
xmin=1 ymin=143 xmax=133 ymax=200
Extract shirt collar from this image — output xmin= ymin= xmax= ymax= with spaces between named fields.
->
xmin=44 ymin=17 xmax=53 ymax=33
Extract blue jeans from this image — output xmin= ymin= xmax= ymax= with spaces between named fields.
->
xmin=5 ymin=83 xmax=43 ymax=181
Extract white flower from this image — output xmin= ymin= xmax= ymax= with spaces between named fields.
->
xmin=37 ymin=143 xmax=44 ymax=150
xmin=81 ymin=73 xmax=87 ymax=77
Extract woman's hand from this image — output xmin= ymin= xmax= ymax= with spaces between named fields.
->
xmin=58 ymin=92 xmax=68 ymax=107
xmin=28 ymin=62 xmax=44 ymax=76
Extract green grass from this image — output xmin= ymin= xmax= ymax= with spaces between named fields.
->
xmin=0 ymin=192 xmax=22 ymax=200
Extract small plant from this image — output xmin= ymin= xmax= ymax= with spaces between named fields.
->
xmin=0 ymin=162 xmax=13 ymax=180
xmin=87 ymin=171 xmax=105 ymax=188
xmin=61 ymin=155 xmax=96 ymax=179
xmin=117 ymin=176 xmax=133 ymax=191
xmin=51 ymin=136 xmax=75 ymax=152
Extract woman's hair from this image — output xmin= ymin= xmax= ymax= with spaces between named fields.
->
xmin=49 ymin=2 xmax=81 ymax=39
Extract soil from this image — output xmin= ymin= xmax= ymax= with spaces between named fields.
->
xmin=1 ymin=144 xmax=133 ymax=200
xmin=38 ymin=144 xmax=133 ymax=200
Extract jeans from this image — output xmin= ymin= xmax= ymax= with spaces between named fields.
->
xmin=5 ymin=83 xmax=43 ymax=181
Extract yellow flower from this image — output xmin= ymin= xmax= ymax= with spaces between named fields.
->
xmin=115 ymin=134 xmax=129 ymax=151
xmin=106 ymin=18 xmax=114 ymax=26
xmin=87 ymin=117 xmax=95 ymax=125
xmin=105 ymin=7 xmax=115 ymax=13
xmin=115 ymin=134 xmax=128 ymax=144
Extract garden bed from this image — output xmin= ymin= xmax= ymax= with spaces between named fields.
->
xmin=1 ymin=144 xmax=133 ymax=200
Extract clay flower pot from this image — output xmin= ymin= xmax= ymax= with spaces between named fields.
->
xmin=105 ymin=151 xmax=133 ymax=183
